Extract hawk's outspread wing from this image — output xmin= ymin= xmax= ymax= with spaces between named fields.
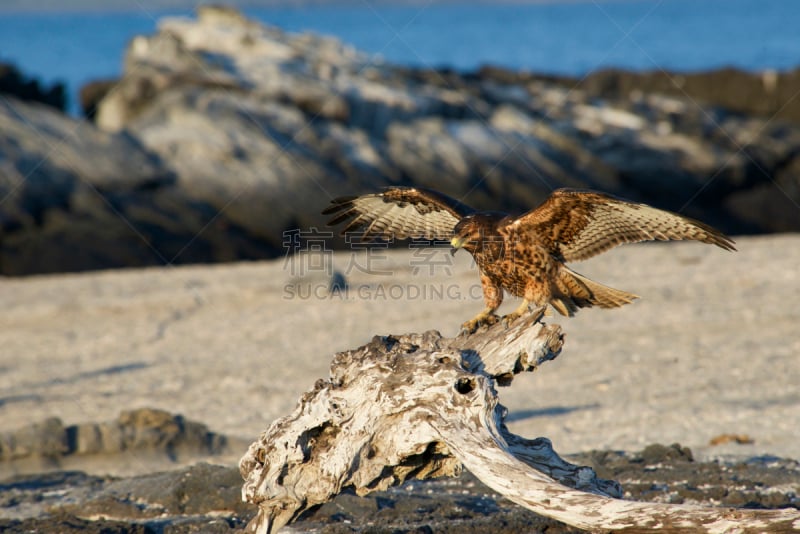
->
xmin=507 ymin=189 xmax=736 ymax=261
xmin=323 ymin=186 xmax=475 ymax=240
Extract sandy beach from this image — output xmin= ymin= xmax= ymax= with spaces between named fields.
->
xmin=1 ymin=233 xmax=798 ymax=468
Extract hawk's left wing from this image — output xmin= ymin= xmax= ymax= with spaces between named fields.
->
xmin=506 ymin=188 xmax=736 ymax=261
xmin=323 ymin=186 xmax=475 ymax=241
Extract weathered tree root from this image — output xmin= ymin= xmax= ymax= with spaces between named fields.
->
xmin=239 ymin=315 xmax=800 ymax=533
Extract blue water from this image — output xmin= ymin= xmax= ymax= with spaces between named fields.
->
xmin=0 ymin=0 xmax=798 ymax=114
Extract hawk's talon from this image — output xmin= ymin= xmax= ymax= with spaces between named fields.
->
xmin=500 ymin=299 xmax=533 ymax=329
xmin=500 ymin=311 xmax=523 ymax=328
xmin=460 ymin=312 xmax=500 ymax=335
xmin=501 ymin=304 xmax=547 ymax=329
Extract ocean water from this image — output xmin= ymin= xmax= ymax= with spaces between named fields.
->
xmin=0 ymin=0 xmax=798 ymax=114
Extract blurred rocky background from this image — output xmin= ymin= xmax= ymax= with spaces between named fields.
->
xmin=1 ymin=5 xmax=798 ymax=275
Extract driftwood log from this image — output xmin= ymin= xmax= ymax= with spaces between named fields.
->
xmin=239 ymin=315 xmax=800 ymax=533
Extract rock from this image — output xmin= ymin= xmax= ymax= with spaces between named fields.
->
xmin=90 ymin=7 xmax=800 ymax=236
xmin=724 ymin=151 xmax=800 ymax=233
xmin=69 ymin=423 xmax=103 ymax=455
xmin=546 ymin=66 xmax=800 ymax=124
xmin=0 ymin=95 xmax=288 ymax=275
xmin=0 ymin=417 xmax=67 ymax=461
xmin=0 ymin=408 xmax=229 ymax=475
xmin=0 ymin=446 xmax=797 ymax=532
xmin=639 ymin=443 xmax=694 ymax=465
xmin=89 ymin=8 xmax=633 ymax=242
xmin=78 ymin=78 xmax=117 ymax=120
xmin=3 ymin=7 xmax=800 ymax=275
xmin=0 ymin=516 xmax=150 ymax=534
xmin=0 ymin=62 xmax=66 ymax=112
xmin=0 ymin=96 xmax=174 ymax=275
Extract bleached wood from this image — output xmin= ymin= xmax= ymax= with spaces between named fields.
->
xmin=448 ymin=306 xmax=562 ymax=382
xmin=239 ymin=315 xmax=800 ymax=533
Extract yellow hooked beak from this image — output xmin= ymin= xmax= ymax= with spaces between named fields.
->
xmin=450 ymin=236 xmax=466 ymax=256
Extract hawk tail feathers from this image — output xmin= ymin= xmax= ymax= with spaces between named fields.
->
xmin=551 ymin=268 xmax=639 ymax=316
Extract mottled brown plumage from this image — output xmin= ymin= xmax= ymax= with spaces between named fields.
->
xmin=323 ymin=187 xmax=735 ymax=332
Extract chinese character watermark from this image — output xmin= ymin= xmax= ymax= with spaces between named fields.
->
xmin=281 ymin=227 xmax=486 ymax=302
xmin=409 ymin=238 xmax=453 ymax=276
xmin=282 ymin=227 xmax=334 ymax=277
xmin=341 ymin=231 xmax=393 ymax=276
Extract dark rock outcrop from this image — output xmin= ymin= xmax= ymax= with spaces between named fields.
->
xmin=0 ymin=95 xmax=284 ymax=275
xmin=0 ymin=62 xmax=66 ymax=112
xmin=0 ymin=443 xmax=797 ymax=533
xmin=545 ymin=66 xmax=800 ymax=124
xmin=0 ymin=96 xmax=175 ymax=275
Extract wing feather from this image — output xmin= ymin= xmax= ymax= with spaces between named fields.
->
xmin=323 ymin=186 xmax=475 ymax=240
xmin=322 ymin=187 xmax=475 ymax=239
xmin=507 ymin=189 xmax=736 ymax=261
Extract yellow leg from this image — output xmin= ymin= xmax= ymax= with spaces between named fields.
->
xmin=460 ymin=307 xmax=500 ymax=334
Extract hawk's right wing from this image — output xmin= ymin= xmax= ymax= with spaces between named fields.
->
xmin=507 ymin=188 xmax=736 ymax=261
xmin=323 ymin=186 xmax=475 ymax=241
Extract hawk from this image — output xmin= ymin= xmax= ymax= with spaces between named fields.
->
xmin=323 ymin=187 xmax=735 ymax=333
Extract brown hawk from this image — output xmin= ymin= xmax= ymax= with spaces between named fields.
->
xmin=323 ymin=187 xmax=735 ymax=333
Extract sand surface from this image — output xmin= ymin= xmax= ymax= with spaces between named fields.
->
xmin=1 ymin=234 xmax=798 ymax=468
